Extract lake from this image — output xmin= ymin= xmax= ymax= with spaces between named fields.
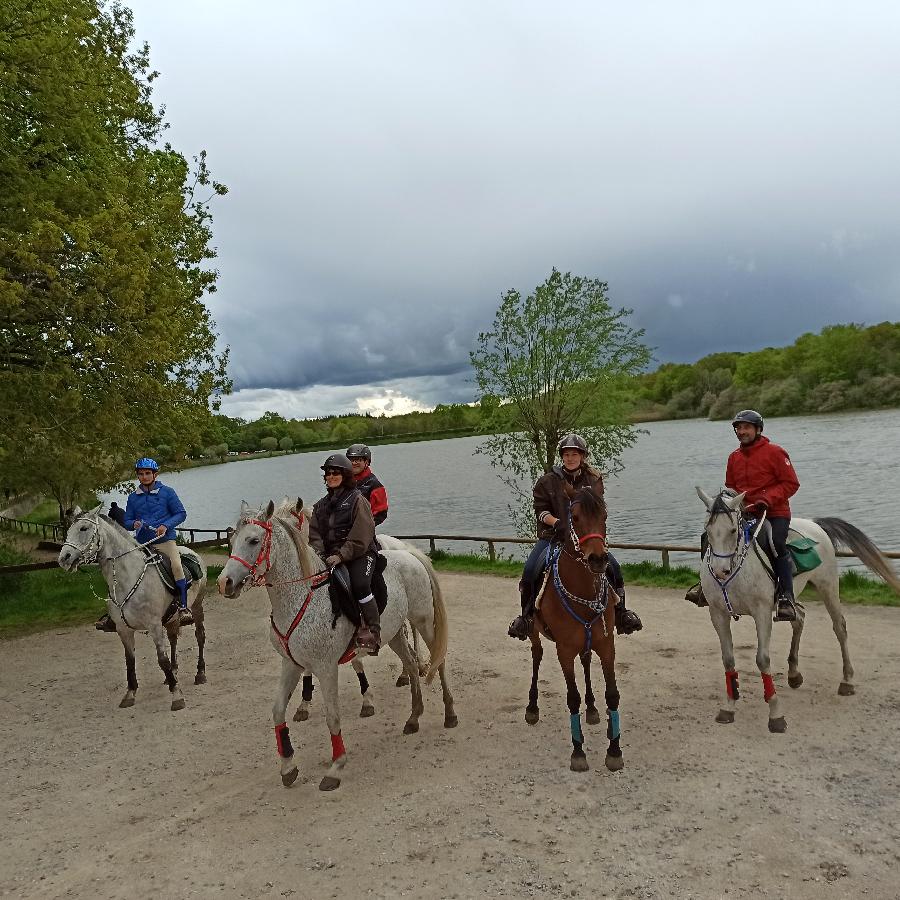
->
xmin=102 ymin=408 xmax=900 ymax=569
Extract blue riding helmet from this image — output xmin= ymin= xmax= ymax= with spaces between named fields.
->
xmin=135 ymin=457 xmax=160 ymax=472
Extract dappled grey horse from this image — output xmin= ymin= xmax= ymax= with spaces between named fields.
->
xmin=697 ymin=487 xmax=900 ymax=732
xmin=58 ymin=505 xmax=208 ymax=710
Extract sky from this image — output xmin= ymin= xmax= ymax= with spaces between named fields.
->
xmin=128 ymin=0 xmax=900 ymax=420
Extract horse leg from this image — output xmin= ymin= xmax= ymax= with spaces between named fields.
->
xmin=753 ymin=612 xmax=786 ymax=733
xmin=388 ymin=630 xmax=424 ymax=734
xmin=352 ymin=657 xmax=376 ymax=718
xmin=315 ymin=666 xmax=347 ymax=791
xmin=395 ymin=622 xmax=413 ymax=686
xmin=148 ymin=623 xmax=184 ymax=711
xmin=166 ymin=621 xmax=178 ymax=676
xmin=294 ymin=674 xmax=314 ymax=722
xmin=710 ymin=607 xmax=739 ymax=724
xmin=525 ymin=634 xmax=543 ymax=724
xmin=194 ymin=615 xmax=207 ymax=685
xmin=273 ymin=657 xmax=303 ymax=786
xmin=556 ymin=643 xmax=588 ymax=772
xmin=582 ymin=652 xmax=601 ymax=725
xmin=597 ymin=639 xmax=624 ymax=772
xmin=117 ymin=627 xmax=138 ymax=708
xmin=812 ymin=572 xmax=855 ymax=695
xmin=787 ymin=604 xmax=805 ymax=689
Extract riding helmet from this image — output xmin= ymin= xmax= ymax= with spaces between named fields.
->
xmin=321 ymin=453 xmax=353 ymax=474
xmin=731 ymin=410 xmax=764 ymax=431
xmin=134 ymin=457 xmax=160 ymax=471
xmin=346 ymin=443 xmax=372 ymax=463
xmin=557 ymin=433 xmax=588 ymax=456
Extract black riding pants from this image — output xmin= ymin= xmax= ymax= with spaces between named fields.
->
xmin=769 ymin=517 xmax=790 ymax=557
xmin=346 ymin=552 xmax=376 ymax=601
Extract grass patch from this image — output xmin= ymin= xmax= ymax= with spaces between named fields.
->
xmin=19 ymin=494 xmax=98 ymax=525
xmin=620 ymin=561 xmax=700 ymax=589
xmin=429 ymin=549 xmax=521 ymax=577
xmin=0 ymin=564 xmax=226 ymax=639
xmin=804 ymin=570 xmax=900 ymax=607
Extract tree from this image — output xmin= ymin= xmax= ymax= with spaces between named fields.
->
xmin=278 ymin=436 xmax=294 ymax=452
xmin=471 ymin=268 xmax=651 ymax=534
xmin=0 ymin=0 xmax=230 ymax=509
xmin=260 ymin=436 xmax=278 ymax=452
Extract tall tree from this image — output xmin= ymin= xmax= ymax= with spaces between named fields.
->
xmin=0 ymin=0 xmax=230 ymax=510
xmin=471 ymin=268 xmax=651 ymax=534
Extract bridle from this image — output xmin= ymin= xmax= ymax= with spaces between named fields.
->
xmin=228 ymin=518 xmax=275 ymax=588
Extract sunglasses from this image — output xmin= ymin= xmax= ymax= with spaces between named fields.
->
xmin=323 ymin=469 xmax=344 ymax=477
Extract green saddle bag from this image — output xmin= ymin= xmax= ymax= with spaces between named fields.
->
xmin=788 ymin=535 xmax=821 ymax=574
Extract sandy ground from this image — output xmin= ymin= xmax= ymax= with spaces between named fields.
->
xmin=2 ymin=573 xmax=899 ymax=900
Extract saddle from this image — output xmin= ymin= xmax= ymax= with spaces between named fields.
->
xmin=142 ymin=547 xmax=203 ymax=596
xmin=748 ymin=521 xmax=822 ymax=577
xmin=328 ymin=553 xmax=388 ymax=628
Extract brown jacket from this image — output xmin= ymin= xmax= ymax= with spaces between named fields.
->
xmin=533 ymin=465 xmax=604 ymax=541
xmin=309 ymin=487 xmax=376 ymax=562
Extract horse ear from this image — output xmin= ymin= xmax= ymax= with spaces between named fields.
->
xmin=696 ymin=486 xmax=714 ymax=509
xmin=296 ymin=496 xmax=303 ymax=512
xmin=261 ymin=500 xmax=275 ymax=521
xmin=726 ymin=491 xmax=746 ymax=511
xmin=73 ymin=505 xmax=83 ymax=517
xmin=240 ymin=500 xmax=252 ymax=518
xmin=90 ymin=503 xmax=103 ymax=516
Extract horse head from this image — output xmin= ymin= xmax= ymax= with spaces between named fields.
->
xmin=218 ymin=500 xmax=276 ymax=597
xmin=58 ymin=504 xmax=105 ymax=572
xmin=565 ymin=483 xmax=609 ymax=575
xmin=696 ymin=486 xmax=747 ymax=578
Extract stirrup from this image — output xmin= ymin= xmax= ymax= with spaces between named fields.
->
xmin=356 ymin=625 xmax=380 ymax=655
xmin=685 ymin=583 xmax=708 ymax=608
xmin=615 ymin=606 xmax=643 ymax=635
xmin=178 ymin=607 xmax=194 ymax=627
xmin=773 ymin=596 xmax=797 ymax=622
xmin=507 ymin=615 xmax=531 ymax=641
xmin=94 ymin=613 xmax=117 ymax=633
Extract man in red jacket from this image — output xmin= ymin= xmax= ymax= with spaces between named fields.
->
xmin=346 ymin=444 xmax=389 ymax=525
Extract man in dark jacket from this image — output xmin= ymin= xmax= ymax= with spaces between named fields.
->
xmin=346 ymin=444 xmax=389 ymax=525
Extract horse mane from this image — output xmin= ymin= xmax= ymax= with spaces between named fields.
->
xmin=98 ymin=512 xmax=136 ymax=540
xmin=573 ymin=486 xmax=606 ymax=519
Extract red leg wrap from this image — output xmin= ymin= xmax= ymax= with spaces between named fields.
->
xmin=725 ymin=670 xmax=739 ymax=701
xmin=331 ymin=731 xmax=345 ymax=761
xmin=761 ymin=672 xmax=776 ymax=702
xmin=274 ymin=722 xmax=294 ymax=758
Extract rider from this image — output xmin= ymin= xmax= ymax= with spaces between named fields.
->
xmin=507 ymin=433 xmax=643 ymax=640
xmin=346 ymin=443 xmax=389 ymax=525
xmin=309 ymin=453 xmax=381 ymax=653
xmin=685 ymin=410 xmax=800 ymax=621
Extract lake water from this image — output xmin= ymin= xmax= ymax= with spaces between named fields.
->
xmin=102 ymin=408 xmax=900 ymax=570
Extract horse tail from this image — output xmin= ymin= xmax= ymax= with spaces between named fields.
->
xmin=814 ymin=517 xmax=900 ymax=594
xmin=402 ymin=544 xmax=448 ymax=685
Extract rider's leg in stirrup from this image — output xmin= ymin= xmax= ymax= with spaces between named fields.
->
xmin=509 ymin=540 xmax=548 ymax=640
xmin=685 ymin=532 xmax=709 ymax=607
xmin=609 ymin=554 xmax=642 ymax=634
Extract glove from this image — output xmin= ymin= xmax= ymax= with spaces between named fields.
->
xmin=326 ymin=554 xmax=342 ymax=567
xmin=552 ymin=519 xmax=568 ymax=539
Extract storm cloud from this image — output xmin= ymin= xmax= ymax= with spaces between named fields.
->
xmin=129 ymin=1 xmax=900 ymax=419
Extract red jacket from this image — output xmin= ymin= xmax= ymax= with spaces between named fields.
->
xmin=354 ymin=466 xmax=388 ymax=526
xmin=725 ymin=435 xmax=799 ymax=518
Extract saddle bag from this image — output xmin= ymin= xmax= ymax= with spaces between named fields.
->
xmin=787 ymin=535 xmax=821 ymax=574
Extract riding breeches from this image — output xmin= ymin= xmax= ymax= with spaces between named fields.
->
xmin=155 ymin=540 xmax=185 ymax=581
xmin=769 ymin=517 xmax=790 ymax=558
xmin=346 ymin=552 xmax=376 ymax=601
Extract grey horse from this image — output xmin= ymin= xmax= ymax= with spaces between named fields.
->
xmin=58 ymin=505 xmax=208 ymax=710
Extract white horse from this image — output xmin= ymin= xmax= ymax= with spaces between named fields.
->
xmin=697 ymin=487 xmax=900 ymax=732
xmin=58 ymin=505 xmax=208 ymax=710
xmin=217 ymin=499 xmax=456 ymax=790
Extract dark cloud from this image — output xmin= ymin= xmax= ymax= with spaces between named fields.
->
xmin=131 ymin=1 xmax=900 ymax=414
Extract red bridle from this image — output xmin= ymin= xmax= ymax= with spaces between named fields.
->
xmin=228 ymin=518 xmax=274 ymax=587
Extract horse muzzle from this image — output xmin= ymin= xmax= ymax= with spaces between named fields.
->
xmin=586 ymin=552 xmax=608 ymax=575
xmin=57 ymin=549 xmax=80 ymax=573
xmin=216 ymin=571 xmax=245 ymax=599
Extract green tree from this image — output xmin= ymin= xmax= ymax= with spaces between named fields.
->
xmin=471 ymin=268 xmax=651 ymax=534
xmin=260 ymin=436 xmax=278 ymax=452
xmin=278 ymin=435 xmax=294 ymax=452
xmin=0 ymin=0 xmax=230 ymax=509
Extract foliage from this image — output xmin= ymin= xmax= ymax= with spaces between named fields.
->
xmin=259 ymin=436 xmax=278 ymax=452
xmin=0 ymin=0 xmax=230 ymax=513
xmin=278 ymin=435 xmax=294 ymax=451
xmin=470 ymin=268 xmax=651 ymax=535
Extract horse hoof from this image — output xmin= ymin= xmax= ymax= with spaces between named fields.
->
xmin=281 ymin=767 xmax=299 ymax=787
xmin=171 ymin=698 xmax=186 ymax=711
xmin=838 ymin=682 xmax=855 ymax=696
xmin=395 ymin=674 xmax=410 ymax=687
xmin=605 ymin=754 xmax=625 ymax=772
xmin=788 ymin=673 xmax=803 ymax=689
xmin=715 ymin=709 xmax=735 ymax=724
xmin=293 ymin=708 xmax=309 ymax=722
xmin=194 ymin=672 xmax=207 ymax=685
xmin=444 ymin=714 xmax=458 ymax=728
xmin=403 ymin=721 xmax=419 ymax=735
xmin=768 ymin=716 xmax=787 ymax=733
xmin=319 ymin=776 xmax=341 ymax=791
xmin=119 ymin=697 xmax=135 ymax=709
xmin=570 ymin=754 xmax=589 ymax=773
xmin=585 ymin=708 xmax=601 ymax=726
xmin=359 ymin=704 xmax=375 ymax=718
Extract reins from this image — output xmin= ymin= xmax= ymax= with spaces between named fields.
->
xmin=228 ymin=515 xmax=327 ymax=590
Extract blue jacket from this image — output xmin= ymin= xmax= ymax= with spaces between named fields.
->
xmin=123 ymin=481 xmax=187 ymax=544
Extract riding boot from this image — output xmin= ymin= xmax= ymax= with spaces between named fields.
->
xmin=175 ymin=578 xmax=193 ymax=626
xmin=94 ymin=611 xmax=117 ymax=632
xmin=772 ymin=555 xmax=797 ymax=622
xmin=508 ymin=580 xmax=534 ymax=640
xmin=614 ymin=588 xmax=643 ymax=635
xmin=357 ymin=594 xmax=381 ymax=654
xmin=685 ymin=582 xmax=708 ymax=607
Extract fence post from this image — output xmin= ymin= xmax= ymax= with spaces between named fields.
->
xmin=661 ymin=549 xmax=670 ymax=571
xmin=488 ymin=541 xmax=496 ymax=562
xmin=429 ymin=537 xmax=436 ymax=555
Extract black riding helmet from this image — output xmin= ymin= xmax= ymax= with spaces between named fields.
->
xmin=557 ymin=433 xmax=588 ymax=456
xmin=731 ymin=409 xmax=764 ymax=431
xmin=321 ymin=453 xmax=353 ymax=475
xmin=346 ymin=443 xmax=371 ymax=463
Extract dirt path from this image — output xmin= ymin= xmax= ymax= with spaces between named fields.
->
xmin=2 ymin=575 xmax=899 ymax=899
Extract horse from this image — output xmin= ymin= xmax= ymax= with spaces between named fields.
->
xmin=57 ymin=505 xmax=208 ymax=711
xmin=217 ymin=499 xmax=456 ymax=790
xmin=525 ymin=483 xmax=624 ymax=773
xmin=697 ymin=487 xmax=900 ymax=732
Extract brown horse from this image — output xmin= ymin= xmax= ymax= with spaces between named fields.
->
xmin=525 ymin=483 xmax=623 ymax=773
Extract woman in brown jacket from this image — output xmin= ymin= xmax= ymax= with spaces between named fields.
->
xmin=507 ymin=433 xmax=642 ymax=639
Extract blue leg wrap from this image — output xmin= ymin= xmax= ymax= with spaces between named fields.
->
xmin=607 ymin=708 xmax=621 ymax=740
xmin=175 ymin=578 xmax=188 ymax=609
xmin=570 ymin=713 xmax=583 ymax=744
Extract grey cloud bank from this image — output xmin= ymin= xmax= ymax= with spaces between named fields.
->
xmin=131 ymin=1 xmax=900 ymax=418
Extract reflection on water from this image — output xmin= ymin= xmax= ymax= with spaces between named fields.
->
xmin=103 ymin=408 xmax=900 ymax=570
